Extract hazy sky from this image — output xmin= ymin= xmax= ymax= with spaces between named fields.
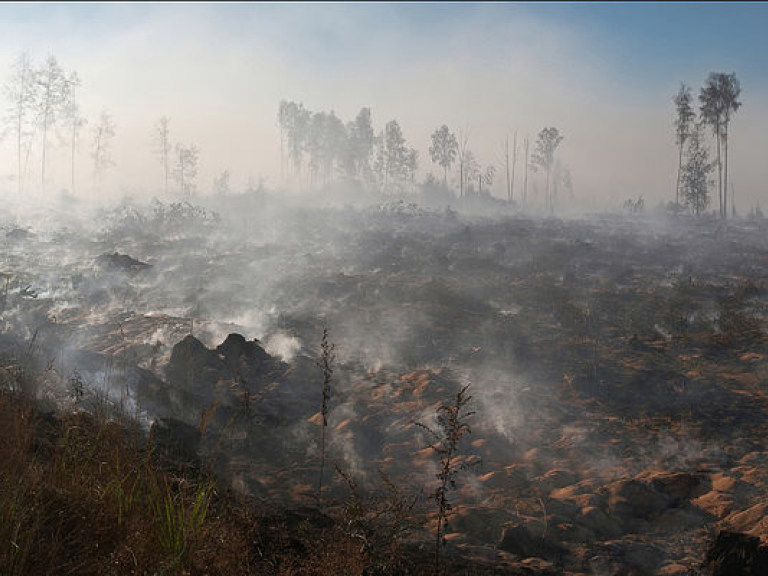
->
xmin=1 ymin=2 xmax=767 ymax=210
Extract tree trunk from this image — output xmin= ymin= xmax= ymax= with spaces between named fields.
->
xmin=41 ymin=121 xmax=48 ymax=195
xmin=716 ymin=127 xmax=723 ymax=218
xmin=523 ymin=137 xmax=529 ymax=207
xmin=675 ymin=144 xmax=683 ymax=209
xmin=723 ymin=126 xmax=729 ymax=219
xmin=546 ymin=167 xmax=551 ymax=214
xmin=505 ymin=136 xmax=510 ymax=202
xmin=511 ymin=131 xmax=518 ymax=203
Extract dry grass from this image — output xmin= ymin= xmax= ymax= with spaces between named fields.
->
xmin=0 ymin=384 xmax=399 ymax=576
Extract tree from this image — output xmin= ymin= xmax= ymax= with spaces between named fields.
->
xmin=173 ymin=143 xmax=199 ymax=198
xmin=699 ymin=72 xmax=741 ymax=218
xmin=153 ymin=116 xmax=172 ymax=195
xmin=346 ymin=107 xmax=375 ymax=184
xmin=531 ymin=127 xmax=564 ymax=214
xmin=35 ymin=56 xmax=70 ymax=194
xmin=461 ymin=149 xmax=480 ymax=195
xmin=523 ymin=135 xmax=530 ymax=207
xmin=455 ymin=128 xmax=471 ymax=198
xmin=3 ymin=52 xmax=38 ymax=195
xmin=479 ymin=164 xmax=495 ymax=195
xmin=64 ymin=72 xmax=86 ymax=195
xmin=429 ymin=125 xmax=458 ymax=186
xmin=673 ymin=83 xmax=695 ymax=208
xmin=278 ymin=100 xmax=311 ymax=182
xmin=91 ymin=110 xmax=116 ymax=192
xmin=682 ymin=123 xmax=714 ymax=216
xmin=503 ymin=130 xmax=518 ymax=202
xmin=213 ymin=169 xmax=230 ymax=196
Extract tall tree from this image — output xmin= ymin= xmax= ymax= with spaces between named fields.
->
xmin=429 ymin=125 xmax=458 ymax=186
xmin=64 ymin=72 xmax=86 ymax=195
xmin=700 ymin=72 xmax=741 ymax=218
xmin=673 ymin=83 xmax=695 ymax=208
xmin=280 ymin=101 xmax=311 ymax=182
xmin=681 ymin=123 xmax=714 ymax=216
xmin=173 ymin=143 xmax=199 ymax=198
xmin=36 ymin=56 xmax=69 ymax=194
xmin=153 ymin=116 xmax=172 ymax=195
xmin=346 ymin=107 xmax=375 ymax=183
xmin=523 ymin=135 xmax=530 ymax=207
xmin=278 ymin=100 xmax=289 ymax=182
xmin=531 ymin=127 xmax=563 ymax=214
xmin=503 ymin=130 xmax=518 ymax=202
xmin=91 ymin=110 xmax=116 ymax=192
xmin=3 ymin=52 xmax=38 ymax=196
xmin=456 ymin=128 xmax=471 ymax=198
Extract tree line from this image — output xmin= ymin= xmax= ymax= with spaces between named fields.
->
xmin=2 ymin=52 xmax=118 ymax=197
xmin=2 ymin=51 xmax=208 ymax=199
xmin=278 ymin=99 xmax=572 ymax=210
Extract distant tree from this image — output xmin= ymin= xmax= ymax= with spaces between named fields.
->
xmin=682 ymin=123 xmax=714 ymax=216
xmin=174 ymin=143 xmax=199 ymax=198
xmin=523 ymin=135 xmax=530 ymax=206
xmin=429 ymin=125 xmax=458 ymax=186
xmin=531 ymin=127 xmax=564 ymax=214
xmin=503 ymin=130 xmax=518 ymax=202
xmin=278 ymin=100 xmax=289 ymax=182
xmin=479 ymin=164 xmax=495 ymax=195
xmin=153 ymin=116 xmax=172 ymax=195
xmin=64 ymin=72 xmax=86 ymax=195
xmin=213 ymin=169 xmax=230 ymax=196
xmin=279 ymin=100 xmax=311 ymax=182
xmin=345 ymin=107 xmax=375 ymax=184
xmin=404 ymin=148 xmax=419 ymax=189
xmin=379 ymin=120 xmax=407 ymax=194
xmin=3 ymin=52 xmax=38 ymax=195
xmin=455 ymin=128 xmax=471 ymax=198
xmin=35 ymin=56 xmax=71 ymax=194
xmin=91 ymin=110 xmax=116 ymax=192
xmin=699 ymin=72 xmax=741 ymax=218
xmin=461 ymin=149 xmax=480 ymax=195
xmin=673 ymin=83 xmax=695 ymax=208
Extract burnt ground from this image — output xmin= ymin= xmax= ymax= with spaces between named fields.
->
xmin=3 ymin=194 xmax=768 ymax=574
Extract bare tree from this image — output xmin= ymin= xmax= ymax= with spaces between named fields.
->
xmin=673 ymin=83 xmax=695 ymax=209
xmin=153 ymin=116 xmax=172 ymax=195
xmin=35 ymin=56 xmax=69 ymax=194
xmin=523 ymin=135 xmax=530 ymax=207
xmin=700 ymin=72 xmax=741 ymax=218
xmin=503 ymin=130 xmax=518 ymax=202
xmin=456 ymin=128 xmax=471 ymax=199
xmin=64 ymin=72 xmax=86 ymax=195
xmin=3 ymin=52 xmax=38 ymax=195
xmin=91 ymin=110 xmax=116 ymax=192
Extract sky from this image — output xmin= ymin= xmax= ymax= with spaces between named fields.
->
xmin=0 ymin=2 xmax=767 ymax=211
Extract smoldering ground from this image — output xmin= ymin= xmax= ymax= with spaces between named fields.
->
xmin=3 ymin=188 xmax=768 ymax=573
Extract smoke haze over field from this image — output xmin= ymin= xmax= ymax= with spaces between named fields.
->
xmin=0 ymin=3 xmax=767 ymax=209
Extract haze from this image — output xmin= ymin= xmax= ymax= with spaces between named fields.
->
xmin=1 ymin=2 xmax=767 ymax=210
